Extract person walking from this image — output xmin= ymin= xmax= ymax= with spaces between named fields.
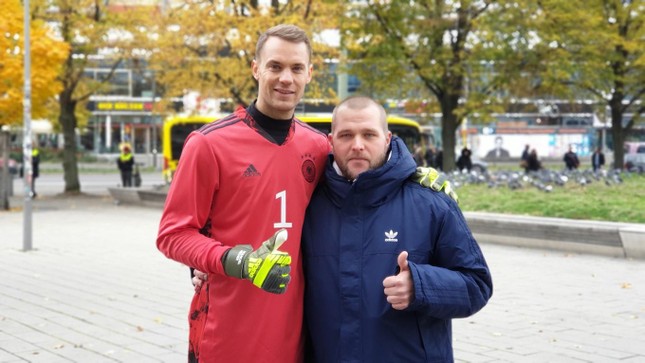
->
xmin=563 ymin=145 xmax=580 ymax=171
xmin=117 ymin=145 xmax=134 ymax=187
xmin=302 ymin=96 xmax=493 ymax=362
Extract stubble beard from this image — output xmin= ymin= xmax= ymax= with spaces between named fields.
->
xmin=339 ymin=149 xmax=388 ymax=181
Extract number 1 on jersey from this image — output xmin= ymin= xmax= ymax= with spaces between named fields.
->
xmin=274 ymin=190 xmax=293 ymax=229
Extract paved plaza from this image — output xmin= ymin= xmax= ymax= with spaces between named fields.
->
xmin=1 ymin=173 xmax=644 ymax=362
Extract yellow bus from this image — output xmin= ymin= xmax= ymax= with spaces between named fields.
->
xmin=162 ymin=115 xmax=223 ymax=183
xmin=162 ymin=113 xmax=422 ymax=183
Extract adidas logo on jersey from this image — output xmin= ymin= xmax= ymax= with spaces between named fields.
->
xmin=243 ymin=164 xmax=261 ymax=177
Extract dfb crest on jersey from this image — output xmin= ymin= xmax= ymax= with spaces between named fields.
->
xmin=301 ymin=153 xmax=316 ymax=183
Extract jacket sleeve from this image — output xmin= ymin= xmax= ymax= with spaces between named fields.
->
xmin=406 ymin=203 xmax=493 ymax=319
xmin=156 ymin=132 xmax=229 ymax=276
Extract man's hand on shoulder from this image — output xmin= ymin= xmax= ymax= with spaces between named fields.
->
xmin=412 ymin=167 xmax=459 ymax=204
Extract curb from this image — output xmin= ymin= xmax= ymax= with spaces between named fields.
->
xmin=464 ymin=211 xmax=645 ymax=260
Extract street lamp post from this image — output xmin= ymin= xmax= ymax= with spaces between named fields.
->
xmin=23 ymin=0 xmax=33 ymax=251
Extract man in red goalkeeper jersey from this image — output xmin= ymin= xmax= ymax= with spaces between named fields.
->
xmin=156 ymin=25 xmax=329 ymax=362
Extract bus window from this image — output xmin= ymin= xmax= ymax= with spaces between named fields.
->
xmin=162 ymin=115 xmax=216 ymax=183
xmin=170 ymin=123 xmax=203 ymax=162
xmin=389 ymin=124 xmax=420 ymax=153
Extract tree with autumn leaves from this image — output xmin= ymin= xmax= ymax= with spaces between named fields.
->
xmin=0 ymin=0 xmax=68 ymax=127
xmin=29 ymin=0 xmax=152 ymax=193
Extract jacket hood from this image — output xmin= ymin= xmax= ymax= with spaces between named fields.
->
xmin=323 ymin=136 xmax=417 ymax=207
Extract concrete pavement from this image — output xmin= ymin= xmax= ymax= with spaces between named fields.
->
xmin=1 ymin=175 xmax=644 ymax=362
xmin=1 ymin=194 xmax=191 ymax=362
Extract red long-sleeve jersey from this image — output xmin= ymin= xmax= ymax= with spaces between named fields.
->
xmin=157 ymin=106 xmax=330 ymax=362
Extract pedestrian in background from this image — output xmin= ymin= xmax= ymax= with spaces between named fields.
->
xmin=117 ymin=145 xmax=134 ymax=187
xmin=591 ymin=146 xmax=605 ymax=172
xmin=520 ymin=144 xmax=530 ymax=173
xmin=527 ymin=148 xmax=542 ymax=172
xmin=20 ymin=147 xmax=40 ymax=198
xmin=456 ymin=147 xmax=473 ymax=172
xmin=302 ymin=96 xmax=492 ymax=362
xmin=31 ymin=147 xmax=40 ymax=197
xmin=563 ymin=145 xmax=580 ymax=171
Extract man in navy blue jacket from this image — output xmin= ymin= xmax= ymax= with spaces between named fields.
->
xmin=302 ymin=96 xmax=493 ymax=362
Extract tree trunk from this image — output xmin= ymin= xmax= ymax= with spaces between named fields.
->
xmin=0 ymin=131 xmax=10 ymax=210
xmin=59 ymin=93 xmax=81 ymax=193
xmin=439 ymin=94 xmax=462 ymax=171
xmin=610 ymin=100 xmax=624 ymax=170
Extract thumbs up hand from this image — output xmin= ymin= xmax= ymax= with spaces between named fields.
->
xmin=222 ymin=229 xmax=292 ymax=294
xmin=382 ymin=251 xmax=415 ymax=310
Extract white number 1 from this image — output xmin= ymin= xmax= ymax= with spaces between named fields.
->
xmin=274 ymin=190 xmax=293 ymax=229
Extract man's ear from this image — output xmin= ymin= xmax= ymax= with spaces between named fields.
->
xmin=251 ymin=59 xmax=259 ymax=80
xmin=327 ymin=133 xmax=333 ymax=148
xmin=386 ymin=131 xmax=392 ymax=146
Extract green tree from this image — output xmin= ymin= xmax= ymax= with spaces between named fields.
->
xmin=150 ymin=0 xmax=342 ymax=111
xmin=0 ymin=0 xmax=68 ymax=126
xmin=342 ymin=1 xmax=536 ymax=170
xmin=534 ymin=0 xmax=644 ymax=168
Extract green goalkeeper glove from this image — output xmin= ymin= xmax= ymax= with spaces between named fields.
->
xmin=413 ymin=166 xmax=459 ymax=204
xmin=222 ymin=229 xmax=292 ymax=294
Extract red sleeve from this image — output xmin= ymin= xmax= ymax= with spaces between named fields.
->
xmin=156 ymin=132 xmax=229 ymax=275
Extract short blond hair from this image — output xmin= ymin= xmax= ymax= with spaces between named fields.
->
xmin=331 ymin=95 xmax=387 ymax=133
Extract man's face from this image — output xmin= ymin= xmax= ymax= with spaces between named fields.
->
xmin=329 ymin=104 xmax=392 ymax=180
xmin=252 ymin=36 xmax=312 ymax=120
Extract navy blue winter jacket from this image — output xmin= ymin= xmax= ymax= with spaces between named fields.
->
xmin=303 ymin=137 xmax=493 ymax=363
